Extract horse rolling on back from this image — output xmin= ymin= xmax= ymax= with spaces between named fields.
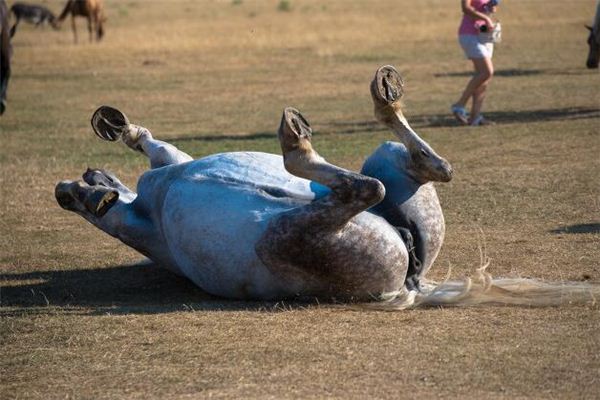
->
xmin=57 ymin=0 xmax=105 ymax=43
xmin=54 ymin=65 xmax=600 ymax=308
xmin=586 ymin=1 xmax=600 ymax=68
xmin=0 ymin=0 xmax=11 ymax=115
xmin=9 ymin=2 xmax=59 ymax=38
xmin=55 ymin=66 xmax=453 ymax=304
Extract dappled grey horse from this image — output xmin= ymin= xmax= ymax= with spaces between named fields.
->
xmin=56 ymin=66 xmax=453 ymax=304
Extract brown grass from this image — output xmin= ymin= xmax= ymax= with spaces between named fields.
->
xmin=1 ymin=0 xmax=599 ymax=398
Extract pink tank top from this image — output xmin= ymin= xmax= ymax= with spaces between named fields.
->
xmin=458 ymin=0 xmax=492 ymax=35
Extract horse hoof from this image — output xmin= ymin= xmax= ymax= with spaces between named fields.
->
xmin=371 ymin=65 xmax=404 ymax=105
xmin=91 ymin=105 xmax=130 ymax=141
xmin=278 ymin=107 xmax=313 ymax=153
xmin=82 ymin=168 xmax=119 ymax=188
xmin=55 ymin=180 xmax=119 ymax=217
xmin=0 ymin=100 xmax=6 ymax=115
xmin=84 ymin=188 xmax=119 ymax=217
xmin=55 ymin=181 xmax=78 ymax=211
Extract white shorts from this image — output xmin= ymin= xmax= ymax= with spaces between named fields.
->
xmin=459 ymin=34 xmax=494 ymax=59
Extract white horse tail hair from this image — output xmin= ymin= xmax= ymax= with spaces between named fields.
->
xmin=368 ymin=264 xmax=600 ymax=311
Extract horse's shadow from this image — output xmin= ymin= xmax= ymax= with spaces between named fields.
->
xmin=550 ymin=223 xmax=600 ymax=234
xmin=0 ymin=262 xmax=303 ymax=315
xmin=433 ymin=67 xmax=593 ymax=78
xmin=163 ymin=105 xmax=599 ymax=142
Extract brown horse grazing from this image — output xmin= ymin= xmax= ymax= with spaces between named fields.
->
xmin=586 ymin=2 xmax=600 ymax=68
xmin=0 ymin=0 xmax=11 ymax=115
xmin=57 ymin=0 xmax=105 ymax=43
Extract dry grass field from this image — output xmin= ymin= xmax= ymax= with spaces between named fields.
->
xmin=1 ymin=0 xmax=599 ymax=398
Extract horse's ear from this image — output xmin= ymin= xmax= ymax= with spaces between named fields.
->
xmin=585 ymin=24 xmax=593 ymax=31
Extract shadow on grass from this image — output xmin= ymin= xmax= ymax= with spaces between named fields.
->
xmin=162 ymin=105 xmax=599 ymax=142
xmin=0 ymin=262 xmax=312 ymax=315
xmin=326 ymin=106 xmax=600 ymax=130
xmin=550 ymin=223 xmax=600 ymax=235
xmin=434 ymin=68 xmax=592 ymax=78
xmin=170 ymin=131 xmax=275 ymax=143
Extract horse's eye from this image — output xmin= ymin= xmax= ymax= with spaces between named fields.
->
xmin=420 ymin=149 xmax=430 ymax=158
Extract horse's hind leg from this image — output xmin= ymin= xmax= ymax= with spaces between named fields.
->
xmin=125 ymin=126 xmax=193 ymax=169
xmin=91 ymin=106 xmax=193 ymax=169
xmin=256 ymin=108 xmax=407 ymax=299
xmin=276 ymin=107 xmax=385 ymax=225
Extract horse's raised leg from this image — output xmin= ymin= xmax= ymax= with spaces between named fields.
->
xmin=91 ymin=106 xmax=193 ymax=169
xmin=256 ymin=108 xmax=408 ymax=300
xmin=124 ymin=125 xmax=193 ymax=169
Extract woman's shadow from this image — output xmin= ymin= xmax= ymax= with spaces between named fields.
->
xmin=0 ymin=262 xmax=289 ymax=315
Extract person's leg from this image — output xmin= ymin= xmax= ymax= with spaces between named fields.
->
xmin=469 ymin=57 xmax=494 ymax=125
xmin=455 ymin=57 xmax=493 ymax=109
xmin=470 ymin=82 xmax=488 ymax=122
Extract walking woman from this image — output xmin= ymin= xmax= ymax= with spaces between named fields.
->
xmin=451 ymin=0 xmax=500 ymax=126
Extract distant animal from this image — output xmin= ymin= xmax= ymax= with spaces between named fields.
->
xmin=9 ymin=2 xmax=59 ymax=38
xmin=0 ymin=0 xmax=11 ymax=115
xmin=57 ymin=0 xmax=105 ymax=43
xmin=586 ymin=1 xmax=600 ymax=68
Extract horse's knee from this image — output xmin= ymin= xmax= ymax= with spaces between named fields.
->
xmin=361 ymin=177 xmax=386 ymax=205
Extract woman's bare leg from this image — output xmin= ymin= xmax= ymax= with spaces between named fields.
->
xmin=470 ymin=80 xmax=488 ymax=121
xmin=454 ymin=57 xmax=494 ymax=109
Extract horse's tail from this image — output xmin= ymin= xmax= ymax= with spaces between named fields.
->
xmin=366 ymin=266 xmax=599 ymax=310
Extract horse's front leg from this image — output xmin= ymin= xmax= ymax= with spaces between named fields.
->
xmin=86 ymin=16 xmax=93 ymax=42
xmin=70 ymin=15 xmax=77 ymax=44
xmin=55 ymin=171 xmax=178 ymax=272
xmin=256 ymin=108 xmax=408 ymax=300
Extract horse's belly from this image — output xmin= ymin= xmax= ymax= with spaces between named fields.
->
xmin=161 ymin=177 xmax=302 ymax=299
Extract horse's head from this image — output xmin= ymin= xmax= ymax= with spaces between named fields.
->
xmin=586 ymin=25 xmax=600 ymax=69
xmin=370 ymin=65 xmax=453 ymax=184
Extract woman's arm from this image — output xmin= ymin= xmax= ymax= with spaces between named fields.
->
xmin=461 ymin=0 xmax=494 ymax=29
